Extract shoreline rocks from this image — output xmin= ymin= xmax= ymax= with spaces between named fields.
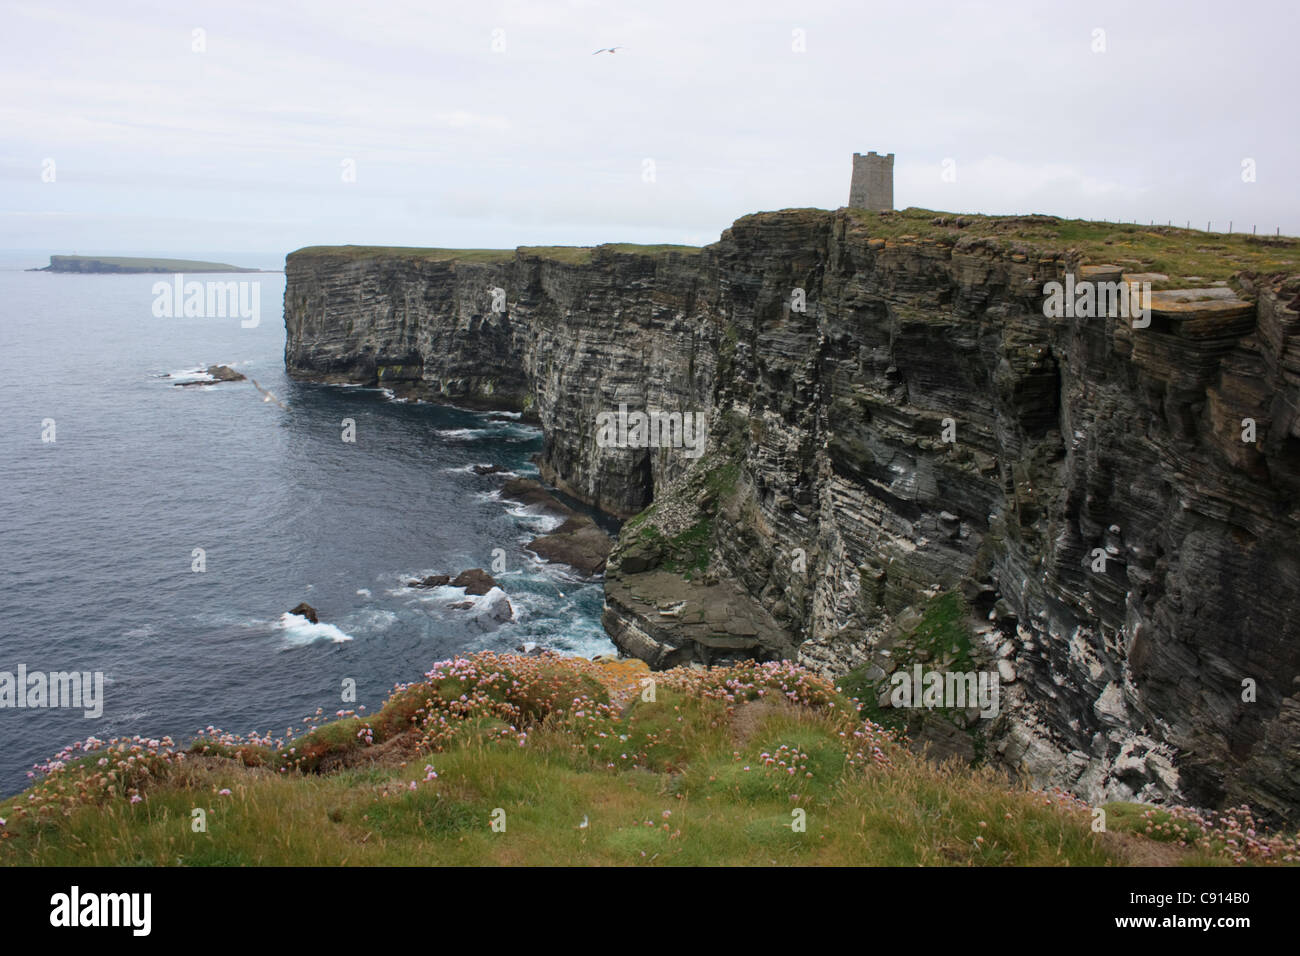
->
xmin=450 ymin=568 xmax=497 ymax=596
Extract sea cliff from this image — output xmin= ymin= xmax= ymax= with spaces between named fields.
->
xmin=284 ymin=208 xmax=1300 ymax=818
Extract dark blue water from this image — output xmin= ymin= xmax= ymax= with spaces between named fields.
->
xmin=0 ymin=268 xmax=611 ymax=796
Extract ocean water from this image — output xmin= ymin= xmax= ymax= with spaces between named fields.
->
xmin=0 ymin=267 xmax=612 ymax=796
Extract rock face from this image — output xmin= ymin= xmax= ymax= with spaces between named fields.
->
xmin=284 ymin=211 xmax=1300 ymax=819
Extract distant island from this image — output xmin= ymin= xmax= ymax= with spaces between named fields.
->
xmin=33 ymin=255 xmax=265 ymax=274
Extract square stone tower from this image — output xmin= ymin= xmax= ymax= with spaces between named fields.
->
xmin=849 ymin=151 xmax=894 ymax=211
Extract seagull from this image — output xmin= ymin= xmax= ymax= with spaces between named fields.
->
xmin=591 ymin=46 xmax=624 ymax=55
xmin=249 ymin=378 xmax=287 ymax=409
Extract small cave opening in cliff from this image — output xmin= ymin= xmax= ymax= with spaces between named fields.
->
xmin=633 ymin=450 xmax=654 ymax=512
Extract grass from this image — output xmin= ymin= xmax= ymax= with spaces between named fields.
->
xmin=2 ymin=653 xmax=1294 ymax=866
xmin=285 ymin=207 xmax=1297 ymax=288
xmin=288 ymin=243 xmax=702 ymax=267
xmin=838 ymin=591 xmax=980 ymax=742
xmin=840 ymin=206 xmax=1300 ymax=286
xmin=288 ymin=245 xmax=517 ymax=264
xmin=618 ymin=457 xmax=741 ymax=578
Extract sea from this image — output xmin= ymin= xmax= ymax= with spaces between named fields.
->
xmin=0 ymin=261 xmax=613 ymax=796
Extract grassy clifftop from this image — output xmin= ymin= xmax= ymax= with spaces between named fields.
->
xmin=3 ymin=653 xmax=1295 ymax=866
xmin=289 ymin=208 xmax=1298 ymax=286
xmin=841 ymin=206 xmax=1300 ymax=286
xmin=287 ymin=243 xmax=702 ymax=267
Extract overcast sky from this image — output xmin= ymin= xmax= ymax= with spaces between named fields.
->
xmin=2 ymin=0 xmax=1296 ymax=262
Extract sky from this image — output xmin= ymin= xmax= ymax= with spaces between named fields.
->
xmin=1 ymin=0 xmax=1296 ymax=264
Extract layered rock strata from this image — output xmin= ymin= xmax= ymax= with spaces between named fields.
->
xmin=284 ymin=212 xmax=1300 ymax=817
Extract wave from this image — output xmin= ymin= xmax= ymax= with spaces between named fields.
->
xmin=435 ymin=422 xmax=540 ymax=443
xmin=502 ymin=501 xmax=565 ymax=532
xmin=163 ymin=367 xmax=216 ymax=385
xmin=439 ymin=464 xmax=519 ymax=477
xmin=274 ymin=612 xmax=353 ymax=645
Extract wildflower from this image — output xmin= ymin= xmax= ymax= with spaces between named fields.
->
xmin=218 ymin=788 xmax=232 ymax=796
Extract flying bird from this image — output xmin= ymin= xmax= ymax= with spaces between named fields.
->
xmin=591 ymin=46 xmax=624 ymax=55
xmin=249 ymin=378 xmax=287 ymax=409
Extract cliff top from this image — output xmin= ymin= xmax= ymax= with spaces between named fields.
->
xmin=291 ymin=208 xmax=1298 ymax=289
xmin=288 ymin=243 xmax=703 ymax=267
xmin=840 ymin=206 xmax=1300 ymax=287
xmin=2 ymin=652 xmax=1294 ymax=865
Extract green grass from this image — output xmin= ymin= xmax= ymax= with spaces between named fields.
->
xmin=3 ymin=653 xmax=1295 ymax=866
xmin=840 ymin=206 xmax=1300 ymax=286
xmin=288 ymin=245 xmax=516 ymax=264
xmin=618 ymin=457 xmax=741 ymax=578
xmin=839 ymin=591 xmax=979 ymax=739
xmin=288 ymin=243 xmax=702 ymax=267
xmin=289 ymin=207 xmax=1296 ymax=285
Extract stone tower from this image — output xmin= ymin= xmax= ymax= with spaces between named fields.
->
xmin=849 ymin=151 xmax=894 ymax=211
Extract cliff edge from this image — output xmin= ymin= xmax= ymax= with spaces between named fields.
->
xmin=283 ymin=208 xmax=1300 ymax=819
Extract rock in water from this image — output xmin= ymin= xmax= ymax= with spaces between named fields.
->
xmin=289 ymin=602 xmax=318 ymax=624
xmin=499 ymin=478 xmax=574 ymax=518
xmin=407 ymin=574 xmax=450 ymax=588
xmin=473 ymin=587 xmax=514 ymax=627
xmin=450 ymin=568 xmax=497 ymax=596
xmin=526 ymin=515 xmax=613 ymax=575
xmin=204 ymin=364 xmax=246 ymax=382
xmin=172 ymin=364 xmax=246 ymax=386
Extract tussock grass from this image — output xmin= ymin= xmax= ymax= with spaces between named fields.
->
xmin=2 ymin=654 xmax=1293 ymax=866
xmin=842 ymin=206 xmax=1300 ymax=286
xmin=288 ymin=243 xmax=701 ymax=267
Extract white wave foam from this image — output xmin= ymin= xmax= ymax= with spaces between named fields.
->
xmin=165 ymin=367 xmax=215 ymax=384
xmin=503 ymin=502 xmax=564 ymax=532
xmin=275 ymin=612 xmax=353 ymax=645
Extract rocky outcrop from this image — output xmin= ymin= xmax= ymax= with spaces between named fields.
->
xmin=284 ymin=212 xmax=1300 ymax=819
xmin=498 ymin=478 xmax=613 ymax=575
xmin=527 ymin=517 xmax=612 ymax=576
xmin=408 ymin=574 xmax=450 ymax=589
xmin=171 ymin=364 xmax=246 ymax=386
xmin=289 ymin=602 xmax=319 ymax=624
xmin=449 ymin=569 xmax=497 ymax=596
